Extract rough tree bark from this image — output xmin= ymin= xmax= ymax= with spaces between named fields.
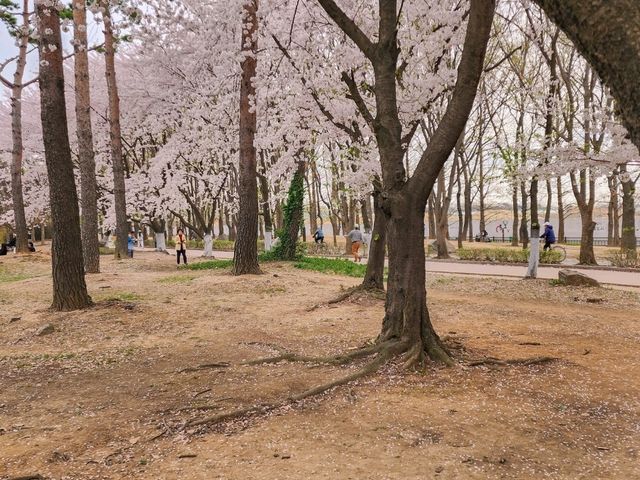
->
xmin=233 ymin=0 xmax=261 ymax=274
xmin=318 ymin=0 xmax=495 ymax=365
xmin=73 ymin=0 xmax=100 ymax=273
xmin=5 ymin=0 xmax=31 ymax=254
xmin=36 ymin=1 xmax=92 ymax=310
xmin=102 ymin=1 xmax=128 ymax=260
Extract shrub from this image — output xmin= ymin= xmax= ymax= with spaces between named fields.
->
xmin=606 ymin=250 xmax=640 ymax=268
xmin=457 ymin=247 xmax=562 ymax=264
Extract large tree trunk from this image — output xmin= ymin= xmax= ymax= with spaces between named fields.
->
xmin=318 ymin=0 xmax=493 ymax=365
xmin=37 ymin=2 xmax=92 ymax=310
xmin=103 ymin=3 xmax=128 ymax=260
xmin=379 ymin=197 xmax=449 ymax=363
xmin=233 ymin=0 xmax=260 ymax=275
xmin=9 ymin=0 xmax=30 ymax=254
xmin=578 ymin=213 xmax=597 ymax=265
xmin=74 ymin=0 xmax=100 ymax=273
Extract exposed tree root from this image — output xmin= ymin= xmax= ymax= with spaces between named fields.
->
xmin=176 ymin=362 xmax=230 ymax=374
xmin=240 ymin=340 xmax=394 ymax=367
xmin=467 ymin=356 xmax=558 ymax=367
xmin=184 ymin=340 xmax=408 ymax=430
xmin=327 ymin=285 xmax=386 ymax=305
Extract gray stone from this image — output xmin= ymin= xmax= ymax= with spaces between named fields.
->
xmin=558 ymin=269 xmax=600 ymax=287
xmin=36 ymin=323 xmax=55 ymax=336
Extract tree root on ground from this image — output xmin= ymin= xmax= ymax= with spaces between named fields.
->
xmin=467 ymin=356 xmax=558 ymax=367
xmin=239 ymin=340 xmax=394 ymax=367
xmin=327 ymin=285 xmax=385 ymax=305
xmin=176 ymin=362 xmax=230 ymax=373
xmin=183 ymin=340 xmax=408 ymax=430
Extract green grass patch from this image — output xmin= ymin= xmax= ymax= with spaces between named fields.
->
xmin=183 ymin=259 xmax=234 ymax=270
xmin=103 ymin=292 xmax=142 ymax=302
xmin=0 ymin=266 xmax=29 ymax=283
xmin=157 ymin=274 xmax=196 ymax=284
xmin=293 ymin=257 xmax=368 ymax=277
xmin=457 ymin=247 xmax=563 ymax=264
xmin=99 ymin=246 xmax=115 ymax=255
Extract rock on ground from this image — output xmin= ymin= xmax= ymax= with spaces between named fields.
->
xmin=558 ymin=269 xmax=601 ymax=287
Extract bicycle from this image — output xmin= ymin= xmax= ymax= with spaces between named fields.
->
xmin=545 ymin=243 xmax=566 ymax=262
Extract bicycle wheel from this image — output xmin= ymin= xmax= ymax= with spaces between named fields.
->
xmin=552 ymin=245 xmax=566 ymax=262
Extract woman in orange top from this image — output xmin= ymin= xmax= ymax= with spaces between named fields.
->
xmin=175 ymin=228 xmax=188 ymax=266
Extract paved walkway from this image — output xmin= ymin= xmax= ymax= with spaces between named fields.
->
xmin=184 ymin=249 xmax=640 ymax=288
xmin=424 ymin=261 xmax=640 ymax=288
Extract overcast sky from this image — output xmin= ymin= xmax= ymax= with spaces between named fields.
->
xmin=1 ymin=3 xmax=104 ymax=100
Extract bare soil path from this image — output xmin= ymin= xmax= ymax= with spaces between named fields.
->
xmin=1 ymin=251 xmax=639 ymax=479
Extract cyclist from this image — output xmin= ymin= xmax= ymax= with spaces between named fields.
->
xmin=540 ymin=221 xmax=556 ymax=251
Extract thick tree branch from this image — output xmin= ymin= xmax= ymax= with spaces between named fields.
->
xmin=407 ymin=0 xmax=496 ymax=200
xmin=316 ymin=0 xmax=375 ymax=59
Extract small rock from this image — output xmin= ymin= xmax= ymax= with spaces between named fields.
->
xmin=273 ymin=274 xmax=279 ymax=278
xmin=435 ymin=466 xmax=444 ymax=473
xmin=586 ymin=297 xmax=604 ymax=303
xmin=9 ymin=316 xmax=21 ymax=323
xmin=281 ymin=454 xmax=291 ymax=459
xmin=36 ymin=324 xmax=55 ymax=336
xmin=558 ymin=269 xmax=600 ymax=287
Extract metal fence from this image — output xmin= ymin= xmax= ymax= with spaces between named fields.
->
xmin=451 ymin=236 xmax=639 ymax=246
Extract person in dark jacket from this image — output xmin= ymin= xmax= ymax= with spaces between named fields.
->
xmin=540 ymin=222 xmax=556 ymax=251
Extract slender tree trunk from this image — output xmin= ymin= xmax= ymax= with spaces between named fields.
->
xmin=479 ymin=155 xmax=486 ymax=235
xmin=233 ymin=0 xmax=260 ymax=274
xmin=102 ymin=3 xmax=128 ymax=260
xmin=511 ymin=184 xmax=519 ymax=246
xmin=361 ymin=190 xmax=386 ymax=290
xmin=427 ymin=195 xmax=436 ymax=240
xmin=620 ymin=165 xmax=636 ymax=256
xmin=258 ymin=159 xmax=273 ymax=251
xmin=456 ymin=162 xmax=464 ymax=250
xmin=9 ymin=0 xmax=30 ymax=254
xmin=544 ymin=179 xmax=552 ymax=222
xmin=37 ymin=1 xmax=92 ymax=310
xmin=519 ymin=181 xmax=529 ymax=248
xmin=74 ymin=0 xmax=100 ymax=273
xmin=557 ymin=176 xmax=565 ymax=242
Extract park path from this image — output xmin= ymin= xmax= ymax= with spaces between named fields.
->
xmin=196 ymin=249 xmax=640 ymax=288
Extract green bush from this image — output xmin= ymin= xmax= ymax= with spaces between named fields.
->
xmin=293 ymin=257 xmax=368 ymax=277
xmin=457 ymin=248 xmax=562 ymax=264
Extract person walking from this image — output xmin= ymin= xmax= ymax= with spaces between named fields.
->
xmin=347 ymin=224 xmax=364 ymax=262
xmin=175 ymin=228 xmax=188 ymax=266
xmin=540 ymin=221 xmax=556 ymax=251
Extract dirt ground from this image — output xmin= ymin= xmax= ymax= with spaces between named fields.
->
xmin=1 ymin=250 xmax=639 ymax=480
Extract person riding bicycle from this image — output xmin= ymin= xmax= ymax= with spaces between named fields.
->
xmin=540 ymin=221 xmax=556 ymax=251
